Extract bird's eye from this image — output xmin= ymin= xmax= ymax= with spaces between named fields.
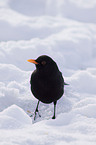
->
xmin=41 ymin=61 xmax=46 ymax=65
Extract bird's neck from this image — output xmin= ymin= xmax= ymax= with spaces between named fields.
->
xmin=37 ymin=67 xmax=59 ymax=79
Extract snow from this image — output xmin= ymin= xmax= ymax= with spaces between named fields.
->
xmin=0 ymin=0 xmax=96 ymax=144
xmin=0 ymin=105 xmax=32 ymax=129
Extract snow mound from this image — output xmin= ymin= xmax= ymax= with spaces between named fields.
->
xmin=5 ymin=0 xmax=96 ymax=23
xmin=0 ymin=105 xmax=32 ymax=129
xmin=68 ymin=68 xmax=96 ymax=94
xmin=0 ymin=63 xmax=30 ymax=83
xmin=74 ymin=104 xmax=96 ymax=118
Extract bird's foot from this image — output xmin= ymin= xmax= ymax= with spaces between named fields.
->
xmin=34 ymin=109 xmax=41 ymax=120
xmin=52 ymin=115 xmax=56 ymax=119
xmin=30 ymin=114 xmax=33 ymax=117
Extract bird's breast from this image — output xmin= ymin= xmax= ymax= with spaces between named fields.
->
xmin=30 ymin=71 xmax=64 ymax=103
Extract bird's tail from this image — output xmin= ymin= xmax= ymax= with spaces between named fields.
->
xmin=64 ymin=82 xmax=69 ymax=85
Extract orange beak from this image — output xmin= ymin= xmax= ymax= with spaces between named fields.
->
xmin=27 ymin=59 xmax=38 ymax=65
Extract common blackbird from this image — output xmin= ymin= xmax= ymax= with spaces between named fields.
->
xmin=27 ymin=55 xmax=67 ymax=120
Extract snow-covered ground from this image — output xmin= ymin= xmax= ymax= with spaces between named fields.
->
xmin=0 ymin=0 xmax=96 ymax=144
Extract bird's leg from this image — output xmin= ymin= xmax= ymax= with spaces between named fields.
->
xmin=52 ymin=101 xmax=57 ymax=119
xmin=34 ymin=101 xmax=41 ymax=120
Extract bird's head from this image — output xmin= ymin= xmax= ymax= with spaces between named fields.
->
xmin=27 ymin=55 xmax=59 ymax=76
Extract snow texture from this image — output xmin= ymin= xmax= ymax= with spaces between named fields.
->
xmin=0 ymin=0 xmax=96 ymax=145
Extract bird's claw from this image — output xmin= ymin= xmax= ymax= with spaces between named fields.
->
xmin=34 ymin=110 xmax=41 ymax=120
xmin=52 ymin=115 xmax=56 ymax=119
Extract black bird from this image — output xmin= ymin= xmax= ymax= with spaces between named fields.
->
xmin=27 ymin=55 xmax=67 ymax=120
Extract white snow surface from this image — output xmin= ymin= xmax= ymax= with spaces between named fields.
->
xmin=0 ymin=0 xmax=96 ymax=144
